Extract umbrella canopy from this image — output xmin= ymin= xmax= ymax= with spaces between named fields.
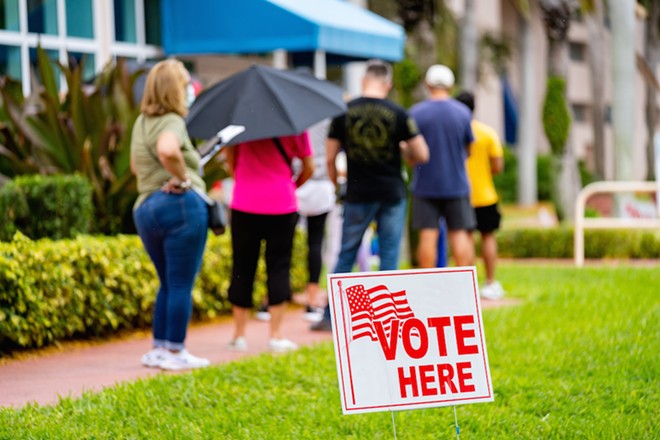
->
xmin=185 ymin=64 xmax=347 ymax=144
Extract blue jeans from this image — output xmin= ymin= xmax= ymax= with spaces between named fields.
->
xmin=133 ymin=191 xmax=208 ymax=350
xmin=323 ymin=198 xmax=407 ymax=320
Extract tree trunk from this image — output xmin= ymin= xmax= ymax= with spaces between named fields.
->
xmin=540 ymin=0 xmax=581 ymax=221
xmin=607 ymin=0 xmax=636 ymax=181
xmin=585 ymin=0 xmax=607 ymax=180
xmin=645 ymin=0 xmax=659 ymax=181
xmin=460 ymin=0 xmax=478 ymax=90
xmin=517 ymin=8 xmax=538 ymax=206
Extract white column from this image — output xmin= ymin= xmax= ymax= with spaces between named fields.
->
xmin=343 ymin=62 xmax=365 ymax=99
xmin=18 ymin=0 xmax=29 ymax=96
xmin=94 ymin=0 xmax=114 ymax=70
xmin=313 ymin=49 xmax=326 ymax=79
xmin=273 ymin=49 xmax=288 ymax=69
xmin=608 ymin=0 xmax=636 ymax=182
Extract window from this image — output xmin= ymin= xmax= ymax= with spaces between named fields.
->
xmin=605 ymin=105 xmax=612 ymax=124
xmin=0 ymin=44 xmax=21 ymax=79
xmin=569 ymin=42 xmax=586 ymax=62
xmin=114 ymin=0 xmax=137 ymax=43
xmin=0 ymin=0 xmax=19 ymax=31
xmin=27 ymin=0 xmax=58 ymax=35
xmin=144 ymin=0 xmax=161 ymax=45
xmin=572 ymin=103 xmax=588 ymax=123
xmin=29 ymin=47 xmax=60 ymax=88
xmin=67 ymin=0 xmax=94 ymax=38
xmin=68 ymin=51 xmax=95 ymax=81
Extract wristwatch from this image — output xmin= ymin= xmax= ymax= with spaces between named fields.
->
xmin=179 ymin=177 xmax=192 ymax=190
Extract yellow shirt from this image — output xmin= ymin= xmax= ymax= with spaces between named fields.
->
xmin=465 ymin=120 xmax=504 ymax=207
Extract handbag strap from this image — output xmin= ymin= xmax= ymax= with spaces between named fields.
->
xmin=272 ymin=137 xmax=293 ymax=175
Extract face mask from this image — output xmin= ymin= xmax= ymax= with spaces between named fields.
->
xmin=185 ymin=83 xmax=196 ymax=108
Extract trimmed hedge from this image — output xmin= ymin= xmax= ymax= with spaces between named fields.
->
xmin=0 ymin=231 xmax=307 ymax=352
xmin=0 ymin=174 xmax=93 ymax=241
xmin=496 ymin=228 xmax=660 ymax=259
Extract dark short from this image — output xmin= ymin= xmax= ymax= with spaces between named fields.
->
xmin=412 ymin=196 xmax=476 ymax=231
xmin=474 ymin=203 xmax=501 ymax=233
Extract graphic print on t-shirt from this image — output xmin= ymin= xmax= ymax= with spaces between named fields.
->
xmin=346 ymin=103 xmax=396 ymax=164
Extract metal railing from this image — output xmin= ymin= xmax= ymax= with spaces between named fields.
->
xmin=574 ymin=181 xmax=660 ymax=267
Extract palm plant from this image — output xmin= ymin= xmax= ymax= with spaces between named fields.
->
xmin=0 ymin=47 xmax=142 ymax=233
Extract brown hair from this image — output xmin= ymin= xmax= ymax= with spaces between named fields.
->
xmin=140 ymin=59 xmax=190 ymax=117
xmin=364 ymin=59 xmax=392 ymax=84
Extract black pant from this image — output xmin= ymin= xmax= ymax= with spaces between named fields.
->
xmin=306 ymin=212 xmax=329 ymax=284
xmin=228 ymin=209 xmax=299 ymax=308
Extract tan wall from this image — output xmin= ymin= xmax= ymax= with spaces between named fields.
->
xmin=476 ymin=0 xmax=651 ymax=180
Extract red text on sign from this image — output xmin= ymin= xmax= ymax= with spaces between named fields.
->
xmin=397 ymin=361 xmax=476 ymax=398
xmin=375 ymin=315 xmax=479 ymax=361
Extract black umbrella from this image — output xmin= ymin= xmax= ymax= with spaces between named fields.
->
xmin=185 ymin=64 xmax=347 ymax=146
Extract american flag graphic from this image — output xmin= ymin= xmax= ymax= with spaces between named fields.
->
xmin=345 ymin=284 xmax=416 ymax=342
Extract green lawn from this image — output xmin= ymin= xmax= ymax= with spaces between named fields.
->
xmin=1 ymin=264 xmax=659 ymax=439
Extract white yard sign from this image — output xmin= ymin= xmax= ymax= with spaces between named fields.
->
xmin=327 ymin=267 xmax=493 ymax=414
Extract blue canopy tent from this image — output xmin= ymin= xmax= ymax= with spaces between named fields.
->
xmin=161 ymin=0 xmax=405 ymax=77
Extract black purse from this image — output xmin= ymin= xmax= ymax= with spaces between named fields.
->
xmin=193 ymin=188 xmax=227 ymax=236
xmin=206 ymin=198 xmax=228 ymax=235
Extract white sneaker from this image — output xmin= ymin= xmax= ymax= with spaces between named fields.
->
xmin=226 ymin=337 xmax=248 ymax=352
xmin=255 ymin=305 xmax=271 ymax=321
xmin=481 ymin=281 xmax=505 ymax=300
xmin=159 ymin=349 xmax=210 ymax=371
xmin=303 ymin=306 xmax=324 ymax=323
xmin=141 ymin=347 xmax=172 ymax=368
xmin=269 ymin=338 xmax=298 ymax=353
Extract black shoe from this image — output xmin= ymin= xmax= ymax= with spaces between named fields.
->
xmin=311 ymin=317 xmax=332 ymax=332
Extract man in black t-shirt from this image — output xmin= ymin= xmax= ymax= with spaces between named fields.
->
xmin=312 ymin=59 xmax=428 ymax=331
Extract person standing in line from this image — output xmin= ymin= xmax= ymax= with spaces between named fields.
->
xmin=225 ymin=133 xmax=314 ymax=352
xmin=409 ymin=64 xmax=476 ymax=268
xmin=295 ymin=119 xmax=336 ymax=322
xmin=131 ymin=59 xmax=210 ymax=371
xmin=455 ymin=91 xmax=506 ymax=300
xmin=312 ymin=59 xmax=429 ymax=331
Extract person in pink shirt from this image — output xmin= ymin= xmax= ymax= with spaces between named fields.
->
xmin=225 ymin=133 xmax=314 ymax=353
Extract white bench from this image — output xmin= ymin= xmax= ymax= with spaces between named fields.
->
xmin=574 ymin=181 xmax=660 ymax=267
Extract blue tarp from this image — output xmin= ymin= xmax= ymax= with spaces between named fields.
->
xmin=161 ymin=0 xmax=405 ymax=61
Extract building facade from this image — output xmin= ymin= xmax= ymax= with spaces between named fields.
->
xmin=0 ymin=0 xmax=163 ymax=95
xmin=452 ymin=0 xmax=652 ymax=181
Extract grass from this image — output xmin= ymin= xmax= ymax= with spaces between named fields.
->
xmin=1 ymin=264 xmax=659 ymax=439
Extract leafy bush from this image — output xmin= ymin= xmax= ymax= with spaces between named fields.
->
xmin=493 ymin=147 xmax=553 ymax=202
xmin=496 ymin=228 xmax=660 ymax=259
xmin=393 ymin=57 xmax=421 ymax=109
xmin=0 ymin=47 xmax=142 ymax=234
xmin=542 ymin=76 xmax=570 ymax=155
xmin=0 ymin=174 xmax=93 ymax=241
xmin=0 ymin=230 xmax=308 ymax=351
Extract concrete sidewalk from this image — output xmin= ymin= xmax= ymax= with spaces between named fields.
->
xmin=0 ymin=306 xmax=333 ymax=408
xmin=0 ymin=298 xmax=516 ymax=409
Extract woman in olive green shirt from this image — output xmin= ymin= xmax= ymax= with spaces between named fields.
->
xmin=130 ymin=59 xmax=209 ymax=371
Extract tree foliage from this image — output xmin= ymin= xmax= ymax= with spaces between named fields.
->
xmin=542 ymin=76 xmax=571 ymax=156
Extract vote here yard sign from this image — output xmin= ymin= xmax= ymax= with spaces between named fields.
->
xmin=327 ymin=267 xmax=493 ymax=415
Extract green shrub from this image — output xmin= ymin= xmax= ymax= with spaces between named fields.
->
xmin=0 ymin=174 xmax=93 ymax=241
xmin=0 ymin=230 xmax=308 ymax=351
xmin=493 ymin=148 xmax=553 ymax=202
xmin=542 ymin=76 xmax=571 ymax=155
xmin=496 ymin=228 xmax=660 ymax=259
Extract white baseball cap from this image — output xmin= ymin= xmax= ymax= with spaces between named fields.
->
xmin=425 ymin=64 xmax=455 ymax=89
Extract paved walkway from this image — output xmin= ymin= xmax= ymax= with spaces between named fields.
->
xmin=0 ymin=299 xmax=515 ymax=409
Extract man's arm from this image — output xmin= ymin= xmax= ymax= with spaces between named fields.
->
xmin=326 ymin=138 xmax=341 ymax=185
xmin=490 ymin=156 xmax=504 ymax=175
xmin=401 ymin=134 xmax=430 ymax=166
